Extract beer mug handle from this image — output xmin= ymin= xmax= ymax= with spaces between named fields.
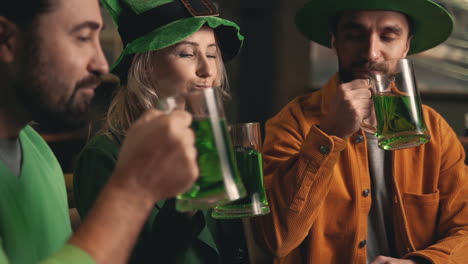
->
xmin=360 ymin=121 xmax=376 ymax=134
xmin=158 ymin=94 xmax=186 ymax=113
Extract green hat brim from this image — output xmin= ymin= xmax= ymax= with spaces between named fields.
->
xmin=112 ymin=16 xmax=244 ymax=79
xmin=295 ymin=0 xmax=454 ymax=55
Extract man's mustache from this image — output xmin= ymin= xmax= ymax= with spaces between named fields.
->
xmin=76 ymin=74 xmax=101 ymax=89
xmin=351 ymin=60 xmax=373 ymax=70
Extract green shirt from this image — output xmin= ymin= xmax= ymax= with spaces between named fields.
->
xmin=74 ymin=134 xmax=223 ymax=264
xmin=0 ymin=126 xmax=94 ymax=264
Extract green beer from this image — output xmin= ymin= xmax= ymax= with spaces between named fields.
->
xmin=373 ymin=93 xmax=430 ymax=150
xmin=176 ymin=118 xmax=245 ymax=210
xmin=211 ymin=147 xmax=270 ymax=219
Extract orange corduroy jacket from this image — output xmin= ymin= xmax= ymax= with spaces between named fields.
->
xmin=254 ymin=74 xmax=468 ymax=263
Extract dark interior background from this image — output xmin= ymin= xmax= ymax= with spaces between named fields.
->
xmin=38 ymin=0 xmax=468 ymax=174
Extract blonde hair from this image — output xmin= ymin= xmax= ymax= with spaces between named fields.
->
xmin=101 ymin=44 xmax=229 ymax=141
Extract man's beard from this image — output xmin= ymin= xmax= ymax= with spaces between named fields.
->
xmin=15 ymin=33 xmax=101 ymax=131
xmin=339 ymin=59 xmax=373 ymax=83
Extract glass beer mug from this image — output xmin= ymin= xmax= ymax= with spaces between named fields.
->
xmin=212 ymin=122 xmax=270 ymax=219
xmin=362 ymin=58 xmax=430 ymax=150
xmin=160 ymin=88 xmax=246 ymax=212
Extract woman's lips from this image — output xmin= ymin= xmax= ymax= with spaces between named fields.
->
xmin=191 ymin=85 xmax=211 ymax=91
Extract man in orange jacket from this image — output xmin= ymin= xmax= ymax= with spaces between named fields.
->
xmin=254 ymin=0 xmax=468 ymax=263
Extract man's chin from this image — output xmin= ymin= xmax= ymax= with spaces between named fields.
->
xmin=33 ymin=110 xmax=89 ymax=132
xmin=340 ymin=71 xmax=370 ymax=83
xmin=353 ymin=72 xmax=370 ymax=80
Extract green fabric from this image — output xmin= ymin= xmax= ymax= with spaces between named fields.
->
xmin=0 ymin=126 xmax=94 ymax=264
xmin=73 ymin=134 xmax=222 ymax=264
xmin=0 ymin=249 xmax=7 ymax=264
xmin=100 ymin=0 xmax=244 ymax=76
xmin=295 ymin=0 xmax=454 ymax=54
xmin=39 ymin=244 xmax=95 ymax=264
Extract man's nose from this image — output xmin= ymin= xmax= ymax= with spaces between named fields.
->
xmin=88 ymin=43 xmax=110 ymax=75
xmin=362 ymin=34 xmax=381 ymax=62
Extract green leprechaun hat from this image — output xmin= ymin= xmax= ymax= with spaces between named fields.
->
xmin=295 ymin=0 xmax=454 ymax=55
xmin=101 ymin=0 xmax=244 ymax=78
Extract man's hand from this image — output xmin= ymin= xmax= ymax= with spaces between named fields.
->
xmin=370 ymin=256 xmax=418 ymax=264
xmin=319 ymin=79 xmax=373 ymax=139
xmin=113 ymin=108 xmax=199 ymax=203
xmin=70 ymin=109 xmax=199 ymax=264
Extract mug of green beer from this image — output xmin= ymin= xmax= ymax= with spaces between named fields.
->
xmin=160 ymin=88 xmax=246 ymax=212
xmin=362 ymin=58 xmax=430 ymax=150
xmin=211 ymin=122 xmax=270 ymax=219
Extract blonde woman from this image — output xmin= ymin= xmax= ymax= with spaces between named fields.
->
xmin=74 ymin=0 xmax=244 ymax=263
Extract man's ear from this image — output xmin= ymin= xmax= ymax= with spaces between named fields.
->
xmin=331 ymin=34 xmax=337 ymax=55
xmin=0 ymin=17 xmax=19 ymax=64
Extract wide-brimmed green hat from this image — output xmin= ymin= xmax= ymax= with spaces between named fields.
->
xmin=295 ymin=0 xmax=454 ymax=55
xmin=102 ymin=0 xmax=244 ymax=78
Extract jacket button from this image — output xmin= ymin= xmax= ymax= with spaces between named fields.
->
xmin=359 ymin=240 xmax=367 ymax=248
xmin=354 ymin=135 xmax=364 ymax=143
xmin=232 ymin=248 xmax=248 ymax=263
xmin=362 ymin=189 xmax=370 ymax=197
xmin=319 ymin=145 xmax=330 ymax=154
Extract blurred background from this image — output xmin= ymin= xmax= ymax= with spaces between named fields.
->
xmin=39 ymin=0 xmax=468 ymax=178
